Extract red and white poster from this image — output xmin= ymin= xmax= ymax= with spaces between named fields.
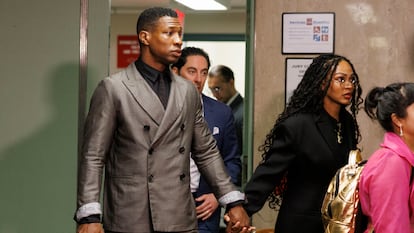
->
xmin=175 ymin=8 xmax=185 ymax=29
xmin=117 ymin=35 xmax=139 ymax=68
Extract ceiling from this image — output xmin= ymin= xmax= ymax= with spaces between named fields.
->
xmin=111 ymin=0 xmax=246 ymax=13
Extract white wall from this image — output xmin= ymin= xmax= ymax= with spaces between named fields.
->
xmin=184 ymin=41 xmax=246 ymax=98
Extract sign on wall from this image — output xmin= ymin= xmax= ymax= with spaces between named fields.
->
xmin=282 ymin=12 xmax=335 ymax=54
xmin=117 ymin=35 xmax=139 ymax=68
xmin=285 ymin=57 xmax=313 ymax=104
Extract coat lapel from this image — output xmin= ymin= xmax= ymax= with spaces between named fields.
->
xmin=230 ymin=94 xmax=243 ymax=109
xmin=202 ymin=95 xmax=212 ymax=116
xmin=122 ymin=63 xmax=165 ymax=124
xmin=121 ymin=64 xmax=187 ymax=145
xmin=152 ymin=72 xmax=187 ymax=145
xmin=314 ymin=112 xmax=337 ymax=152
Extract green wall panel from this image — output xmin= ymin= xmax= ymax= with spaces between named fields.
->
xmin=0 ymin=0 xmax=110 ymax=232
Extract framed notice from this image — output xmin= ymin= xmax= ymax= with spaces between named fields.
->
xmin=282 ymin=12 xmax=335 ymax=54
xmin=117 ymin=35 xmax=139 ymax=68
xmin=285 ymin=58 xmax=313 ymax=104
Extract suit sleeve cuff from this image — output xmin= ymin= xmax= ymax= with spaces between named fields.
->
xmin=75 ymin=202 xmax=102 ymax=222
xmin=218 ymin=190 xmax=245 ymax=206
xmin=75 ymin=214 xmax=101 ymax=224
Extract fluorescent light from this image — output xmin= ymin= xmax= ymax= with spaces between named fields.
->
xmin=175 ymin=0 xmax=228 ymax=11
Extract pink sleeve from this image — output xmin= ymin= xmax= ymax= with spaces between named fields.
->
xmin=360 ymin=154 xmax=411 ymax=233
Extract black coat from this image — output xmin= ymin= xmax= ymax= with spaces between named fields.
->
xmin=244 ymin=109 xmax=357 ymax=233
xmin=229 ymin=93 xmax=244 ymax=157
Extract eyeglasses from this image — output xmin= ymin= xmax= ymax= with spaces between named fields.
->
xmin=332 ymin=77 xmax=358 ymax=87
xmin=210 ymin=87 xmax=221 ymax=93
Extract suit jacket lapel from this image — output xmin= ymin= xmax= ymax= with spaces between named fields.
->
xmin=202 ymin=94 xmax=212 ymax=116
xmin=122 ymin=63 xmax=165 ymax=124
xmin=152 ymin=72 xmax=186 ymax=144
xmin=121 ymin=64 xmax=186 ymax=145
xmin=230 ymin=94 xmax=243 ymax=109
xmin=314 ymin=112 xmax=337 ymax=152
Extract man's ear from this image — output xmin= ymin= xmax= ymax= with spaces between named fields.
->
xmin=171 ymin=66 xmax=179 ymax=75
xmin=138 ymin=31 xmax=149 ymax=46
xmin=229 ymin=79 xmax=235 ymax=87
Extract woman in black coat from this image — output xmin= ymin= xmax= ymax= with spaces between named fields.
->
xmin=243 ymin=54 xmax=363 ymax=233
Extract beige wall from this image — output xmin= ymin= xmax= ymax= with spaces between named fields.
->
xmin=252 ymin=0 xmax=414 ymax=229
xmin=0 ymin=0 xmax=110 ymax=232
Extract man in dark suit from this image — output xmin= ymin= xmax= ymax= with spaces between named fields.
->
xmin=172 ymin=47 xmax=241 ymax=233
xmin=208 ymin=65 xmax=244 ymax=185
xmin=74 ymin=7 xmax=249 ymax=233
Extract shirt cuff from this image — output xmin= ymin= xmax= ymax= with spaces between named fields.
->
xmin=75 ymin=202 xmax=102 ymax=222
xmin=218 ymin=190 xmax=245 ymax=206
xmin=75 ymin=214 xmax=101 ymax=224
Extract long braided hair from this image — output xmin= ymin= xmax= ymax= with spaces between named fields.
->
xmin=264 ymin=54 xmax=363 ymax=209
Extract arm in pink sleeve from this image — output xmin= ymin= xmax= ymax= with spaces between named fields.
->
xmin=365 ymin=155 xmax=411 ymax=233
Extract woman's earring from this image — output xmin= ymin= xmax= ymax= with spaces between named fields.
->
xmin=399 ymin=125 xmax=404 ymax=137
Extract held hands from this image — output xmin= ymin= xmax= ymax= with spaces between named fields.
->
xmin=76 ymin=223 xmax=104 ymax=233
xmin=224 ymin=205 xmax=255 ymax=233
xmin=195 ymin=193 xmax=219 ymax=221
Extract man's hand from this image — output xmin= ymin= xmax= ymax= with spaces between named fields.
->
xmin=76 ymin=223 xmax=104 ymax=233
xmin=226 ymin=221 xmax=255 ymax=233
xmin=225 ymin=205 xmax=251 ymax=233
xmin=195 ymin=193 xmax=219 ymax=221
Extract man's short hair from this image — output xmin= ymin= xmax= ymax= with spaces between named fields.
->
xmin=172 ymin=47 xmax=211 ymax=70
xmin=208 ymin=65 xmax=235 ymax=82
xmin=136 ymin=7 xmax=178 ymax=35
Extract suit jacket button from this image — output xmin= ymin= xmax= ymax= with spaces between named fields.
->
xmin=148 ymin=175 xmax=154 ymax=182
xmin=149 ymin=148 xmax=154 ymax=154
xmin=144 ymin=125 xmax=150 ymax=131
xmin=180 ymin=124 xmax=185 ymax=131
xmin=179 ymin=147 xmax=185 ymax=153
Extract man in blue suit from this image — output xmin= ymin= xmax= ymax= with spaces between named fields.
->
xmin=172 ymin=47 xmax=241 ymax=233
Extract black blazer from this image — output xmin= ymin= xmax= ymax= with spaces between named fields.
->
xmin=196 ymin=95 xmax=241 ymax=195
xmin=229 ymin=93 xmax=243 ymax=156
xmin=244 ymin=109 xmax=356 ymax=233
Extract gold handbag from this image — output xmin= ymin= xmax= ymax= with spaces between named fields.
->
xmin=321 ymin=150 xmax=367 ymax=233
